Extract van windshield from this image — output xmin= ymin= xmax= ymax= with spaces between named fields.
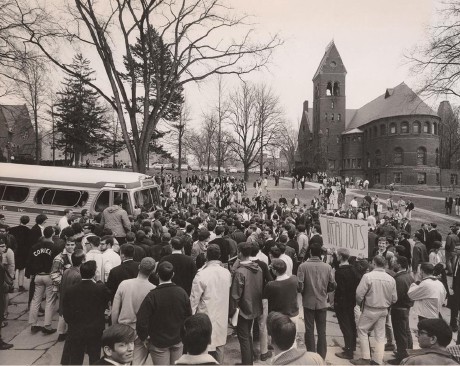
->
xmin=134 ymin=188 xmax=157 ymax=211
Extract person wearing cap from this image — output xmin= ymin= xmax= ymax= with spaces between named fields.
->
xmin=136 ymin=261 xmax=192 ymax=365
xmin=190 ymin=244 xmax=231 ymax=364
xmin=112 ymin=257 xmax=156 ymax=365
xmin=100 ymin=196 xmax=131 ymax=244
xmin=27 ymin=226 xmax=60 ymax=335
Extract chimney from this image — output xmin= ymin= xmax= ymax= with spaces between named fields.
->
xmin=303 ymin=100 xmax=309 ymax=112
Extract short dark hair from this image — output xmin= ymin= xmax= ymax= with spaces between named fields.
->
xmin=43 ymin=226 xmax=54 ymax=239
xmin=20 ymin=215 xmax=30 ymax=225
xmin=270 ymin=245 xmax=281 ymax=258
xmin=102 ymin=324 xmax=136 ymax=350
xmin=126 ymin=232 xmax=136 ymax=242
xmin=420 ymin=262 xmax=434 ymax=275
xmin=238 ymin=242 xmax=253 ymax=257
xmin=396 ymin=255 xmax=408 ymax=269
xmin=171 ymin=237 xmax=184 ymax=250
xmin=36 ymin=214 xmax=47 ymax=225
xmin=80 ymin=260 xmax=97 ymax=279
xmin=418 ymin=318 xmax=452 ymax=347
xmin=182 ymin=313 xmax=212 ymax=355
xmin=206 ymin=244 xmax=221 ymax=261
xmin=71 ymin=249 xmax=86 ymax=267
xmin=215 ymin=226 xmax=225 ymax=236
xmin=114 ymin=196 xmax=123 ymax=206
xmin=87 ymin=235 xmax=101 ymax=247
xmin=271 ymin=258 xmax=287 ymax=275
xmin=136 ymin=230 xmax=146 ymax=241
xmin=310 ymin=242 xmax=322 ymax=257
xmin=120 ymin=244 xmax=135 ymax=258
xmin=158 ymin=261 xmax=174 ymax=281
xmin=267 ymin=312 xmax=296 ymax=351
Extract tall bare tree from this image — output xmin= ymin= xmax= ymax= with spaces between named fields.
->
xmin=19 ymin=0 xmax=282 ymax=172
xmin=278 ymin=123 xmax=298 ymax=172
xmin=228 ymin=82 xmax=283 ymax=181
xmin=14 ymin=55 xmax=49 ymax=163
xmin=439 ymin=103 xmax=460 ymax=169
xmin=407 ymin=1 xmax=460 ymax=98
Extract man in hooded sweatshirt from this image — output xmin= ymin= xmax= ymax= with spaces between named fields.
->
xmin=230 ymin=242 xmax=263 ymax=365
xmin=100 ymin=196 xmax=131 ymax=244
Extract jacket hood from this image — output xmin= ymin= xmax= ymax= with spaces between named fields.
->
xmin=108 ymin=205 xmax=121 ymax=213
xmin=239 ymin=261 xmax=260 ymax=273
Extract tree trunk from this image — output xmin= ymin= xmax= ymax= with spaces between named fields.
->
xmin=244 ymin=167 xmax=249 ymax=182
xmin=34 ymin=108 xmax=39 ymax=164
xmin=178 ymin=130 xmax=182 ymax=173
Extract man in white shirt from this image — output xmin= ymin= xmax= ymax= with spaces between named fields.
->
xmin=58 ymin=209 xmax=73 ymax=231
xmin=408 ymin=262 xmax=446 ymax=321
xmin=112 ymin=257 xmax=156 ymax=365
xmin=101 ymin=236 xmax=122 ymax=283
xmin=350 ymin=197 xmax=358 ymax=211
xmin=85 ymin=236 xmax=104 ymax=282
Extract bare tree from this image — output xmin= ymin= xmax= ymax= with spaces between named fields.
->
xmin=19 ymin=0 xmax=282 ymax=173
xmin=228 ymin=82 xmax=283 ymax=181
xmin=14 ymin=55 xmax=49 ymax=163
xmin=168 ymin=100 xmax=191 ymax=172
xmin=439 ymin=103 xmax=460 ymax=169
xmin=406 ymin=1 xmax=460 ymax=98
xmin=278 ymin=123 xmax=298 ymax=172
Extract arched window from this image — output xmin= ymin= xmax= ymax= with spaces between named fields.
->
xmin=380 ymin=124 xmax=386 ymax=136
xmin=366 ymin=152 xmax=371 ymax=168
xmin=390 ymin=123 xmax=397 ymax=134
xmin=326 ymin=82 xmax=332 ymax=96
xmin=333 ymin=82 xmax=340 ymax=96
xmin=401 ymin=121 xmax=409 ymax=134
xmin=393 ymin=147 xmax=403 ymax=165
xmin=417 ymin=147 xmax=427 ymax=165
xmin=435 ymin=148 xmax=439 ymax=166
xmin=331 ymin=101 xmax=334 ymax=109
xmin=325 ymin=113 xmax=328 ymax=120
xmin=433 ymin=122 xmax=438 ymax=135
xmin=413 ymin=121 xmax=421 ymax=134
xmin=375 ymin=150 xmax=382 ymax=167
xmin=338 ymin=113 xmax=341 ymax=121
xmin=331 ymin=113 xmax=334 ymax=121
xmin=423 ymin=122 xmax=430 ymax=133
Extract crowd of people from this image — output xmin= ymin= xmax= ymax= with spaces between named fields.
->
xmin=0 ymin=172 xmax=460 ymax=366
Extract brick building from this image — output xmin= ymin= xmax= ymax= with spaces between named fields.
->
xmin=0 ymin=104 xmax=35 ymax=161
xmin=296 ymin=41 xmax=447 ymax=187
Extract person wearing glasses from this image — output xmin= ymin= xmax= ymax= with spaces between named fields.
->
xmin=400 ymin=318 xmax=458 ymax=365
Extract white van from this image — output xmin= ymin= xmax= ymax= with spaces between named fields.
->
xmin=0 ymin=163 xmax=160 ymax=226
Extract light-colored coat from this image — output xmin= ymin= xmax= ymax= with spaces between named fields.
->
xmin=190 ymin=260 xmax=231 ymax=351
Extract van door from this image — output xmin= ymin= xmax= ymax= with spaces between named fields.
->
xmin=94 ymin=190 xmax=110 ymax=213
xmin=113 ymin=191 xmax=132 ymax=215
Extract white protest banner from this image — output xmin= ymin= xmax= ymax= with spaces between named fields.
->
xmin=319 ymin=215 xmax=368 ymax=258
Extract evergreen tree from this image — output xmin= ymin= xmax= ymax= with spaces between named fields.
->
xmin=54 ymin=54 xmax=111 ymax=165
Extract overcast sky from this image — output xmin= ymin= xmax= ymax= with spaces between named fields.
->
xmin=185 ymin=0 xmax=439 ymax=129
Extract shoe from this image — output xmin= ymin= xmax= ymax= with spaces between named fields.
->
xmin=387 ymin=359 xmax=402 ymax=365
xmin=343 ymin=346 xmax=357 ymax=352
xmin=38 ymin=310 xmax=44 ymax=317
xmin=335 ymin=351 xmax=353 ymax=360
xmin=350 ymin=359 xmax=371 ymax=365
xmin=0 ymin=340 xmax=13 ymax=350
xmin=41 ymin=327 xmax=57 ymax=335
xmin=260 ymin=351 xmax=272 ymax=361
xmin=31 ymin=325 xmax=42 ymax=334
xmin=57 ymin=333 xmax=67 ymax=342
xmin=370 ymin=361 xmax=380 ymax=365
xmin=18 ymin=286 xmax=26 ymax=292
xmin=385 ymin=343 xmax=396 ymax=351
xmin=268 ymin=344 xmax=274 ymax=351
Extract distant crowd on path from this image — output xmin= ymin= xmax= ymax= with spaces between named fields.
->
xmin=1 ymin=172 xmax=460 ymax=365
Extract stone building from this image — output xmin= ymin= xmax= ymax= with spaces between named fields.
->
xmin=296 ymin=41 xmax=448 ymax=187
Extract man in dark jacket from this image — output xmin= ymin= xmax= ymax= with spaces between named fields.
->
xmin=27 ymin=226 xmax=60 ymax=335
xmin=412 ymin=232 xmax=428 ymax=275
xmin=230 ymin=242 xmax=263 ymax=365
xmin=388 ymin=256 xmax=414 ymax=364
xmin=160 ymin=237 xmax=197 ymax=296
xmin=426 ymin=223 xmax=442 ymax=254
xmin=9 ymin=215 xmax=31 ymax=292
xmin=137 ymin=261 xmax=192 ymax=365
xmin=63 ymin=260 xmax=111 ymax=365
xmin=334 ymin=248 xmax=360 ymax=360
xmin=106 ymin=244 xmax=139 ymax=300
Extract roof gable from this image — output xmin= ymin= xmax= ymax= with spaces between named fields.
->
xmin=313 ymin=40 xmax=347 ymax=80
xmin=346 ymin=82 xmax=438 ymax=130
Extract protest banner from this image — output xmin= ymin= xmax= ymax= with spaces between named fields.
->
xmin=319 ymin=215 xmax=368 ymax=258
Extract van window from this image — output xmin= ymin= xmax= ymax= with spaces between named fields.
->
xmin=0 ymin=184 xmax=29 ymax=202
xmin=35 ymin=188 xmax=88 ymax=207
xmin=135 ymin=188 xmax=157 ymax=211
xmin=95 ymin=191 xmax=110 ymax=213
xmin=113 ymin=192 xmax=132 ymax=215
